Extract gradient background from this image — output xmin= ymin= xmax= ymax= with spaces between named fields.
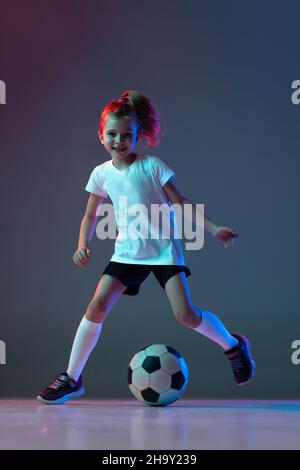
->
xmin=1 ymin=0 xmax=299 ymax=399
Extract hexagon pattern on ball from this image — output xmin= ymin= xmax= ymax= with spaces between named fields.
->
xmin=127 ymin=344 xmax=189 ymax=406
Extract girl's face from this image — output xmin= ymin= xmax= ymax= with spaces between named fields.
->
xmin=99 ymin=115 xmax=139 ymax=161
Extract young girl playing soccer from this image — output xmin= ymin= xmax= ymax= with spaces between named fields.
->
xmin=37 ymin=90 xmax=256 ymax=404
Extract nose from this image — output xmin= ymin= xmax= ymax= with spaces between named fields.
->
xmin=114 ymin=135 xmax=122 ymax=144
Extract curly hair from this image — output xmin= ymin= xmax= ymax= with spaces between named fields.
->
xmin=98 ymin=90 xmax=162 ymax=149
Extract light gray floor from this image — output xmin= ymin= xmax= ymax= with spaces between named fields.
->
xmin=0 ymin=399 xmax=300 ymax=450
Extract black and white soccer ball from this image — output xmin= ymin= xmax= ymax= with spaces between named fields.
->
xmin=127 ymin=344 xmax=189 ymax=406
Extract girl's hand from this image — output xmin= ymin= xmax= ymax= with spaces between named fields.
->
xmin=212 ymin=226 xmax=239 ymax=248
xmin=73 ymin=247 xmax=91 ymax=268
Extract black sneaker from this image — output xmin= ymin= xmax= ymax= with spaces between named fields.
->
xmin=224 ymin=334 xmax=256 ymax=385
xmin=37 ymin=372 xmax=85 ymax=404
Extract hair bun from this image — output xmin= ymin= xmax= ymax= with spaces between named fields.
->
xmin=118 ymin=96 xmax=130 ymax=104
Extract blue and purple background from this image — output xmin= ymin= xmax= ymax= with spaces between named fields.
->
xmin=1 ymin=0 xmax=299 ymax=399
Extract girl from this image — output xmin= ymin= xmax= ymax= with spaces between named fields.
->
xmin=37 ymin=90 xmax=255 ymax=404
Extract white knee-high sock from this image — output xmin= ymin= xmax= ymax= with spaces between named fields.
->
xmin=67 ymin=316 xmax=103 ymax=381
xmin=193 ymin=309 xmax=238 ymax=351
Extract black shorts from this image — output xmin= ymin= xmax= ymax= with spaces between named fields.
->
xmin=102 ymin=261 xmax=191 ymax=296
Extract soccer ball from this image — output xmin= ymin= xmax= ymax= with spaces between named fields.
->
xmin=127 ymin=344 xmax=189 ymax=406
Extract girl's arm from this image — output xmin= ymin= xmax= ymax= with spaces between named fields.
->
xmin=162 ymin=179 xmax=217 ymax=235
xmin=73 ymin=194 xmax=107 ymax=268
xmin=162 ymin=179 xmax=239 ymax=248
xmin=77 ymin=193 xmax=107 ymax=250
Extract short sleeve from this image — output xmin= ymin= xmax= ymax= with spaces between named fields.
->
xmin=150 ymin=156 xmax=175 ymax=187
xmin=85 ymin=166 xmax=108 ymax=197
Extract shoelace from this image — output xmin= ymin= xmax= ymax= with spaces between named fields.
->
xmin=49 ymin=377 xmax=68 ymax=391
xmin=229 ymin=354 xmax=245 ymax=371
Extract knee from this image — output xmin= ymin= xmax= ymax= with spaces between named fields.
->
xmin=175 ymin=306 xmax=202 ymax=329
xmin=86 ymin=298 xmax=110 ymax=322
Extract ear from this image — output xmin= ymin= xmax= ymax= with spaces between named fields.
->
xmin=98 ymin=131 xmax=104 ymax=144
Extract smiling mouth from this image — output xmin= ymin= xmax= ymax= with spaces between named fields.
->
xmin=113 ymin=147 xmax=127 ymax=152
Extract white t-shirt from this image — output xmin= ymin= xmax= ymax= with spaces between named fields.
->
xmin=85 ymin=154 xmax=185 ymax=265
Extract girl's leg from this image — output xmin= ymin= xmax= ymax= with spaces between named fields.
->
xmin=164 ymin=272 xmax=238 ymax=351
xmin=67 ymin=274 xmax=127 ymax=381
